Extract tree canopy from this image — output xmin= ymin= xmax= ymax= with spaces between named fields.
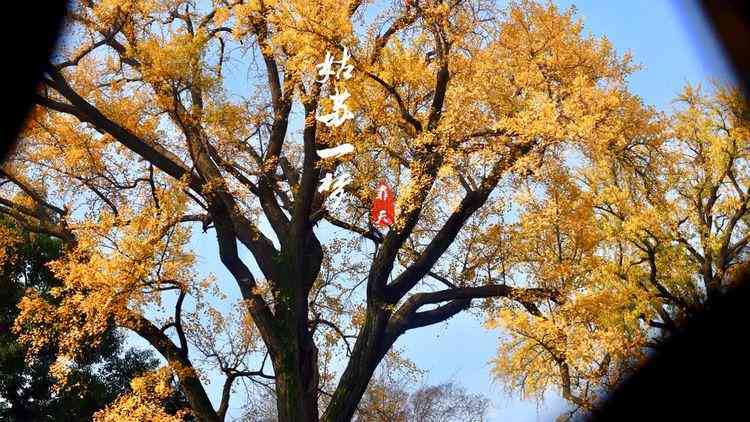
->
xmin=486 ymin=82 xmax=750 ymax=415
xmin=0 ymin=0 xmax=746 ymax=420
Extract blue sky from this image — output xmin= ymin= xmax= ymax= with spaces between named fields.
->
xmin=134 ymin=0 xmax=737 ymax=420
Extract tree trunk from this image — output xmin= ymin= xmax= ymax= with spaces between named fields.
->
xmin=322 ymin=309 xmax=392 ymax=422
xmin=272 ymin=242 xmax=323 ymax=422
xmin=179 ymin=370 xmax=222 ymax=422
xmin=272 ymin=317 xmax=320 ymax=422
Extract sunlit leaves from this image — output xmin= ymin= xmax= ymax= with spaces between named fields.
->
xmin=485 ymin=83 xmax=750 ymax=411
xmin=93 ymin=367 xmax=189 ymax=421
xmin=6 ymin=0 xmax=747 ymax=418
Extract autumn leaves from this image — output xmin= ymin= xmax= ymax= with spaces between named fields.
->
xmin=2 ymin=0 xmax=747 ymax=420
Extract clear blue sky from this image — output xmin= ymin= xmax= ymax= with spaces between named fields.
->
xmin=135 ymin=1 xmax=736 ymax=420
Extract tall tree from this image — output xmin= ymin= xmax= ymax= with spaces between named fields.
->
xmin=486 ymin=83 xmax=750 ymax=417
xmin=0 ymin=1 xmax=661 ymax=420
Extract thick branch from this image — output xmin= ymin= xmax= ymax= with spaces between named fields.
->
xmin=386 ymin=142 xmax=527 ymax=301
xmin=293 ymin=97 xmax=322 ymax=238
xmin=121 ymin=312 xmax=220 ymax=422
xmin=369 ymin=9 xmax=419 ymax=65
xmin=213 ymin=219 xmax=282 ymax=358
xmin=361 ymin=70 xmax=423 ymax=133
xmin=0 ymin=168 xmax=66 ymax=215
xmin=39 ymin=69 xmax=202 ymax=192
xmin=388 ymin=283 xmax=555 ymax=334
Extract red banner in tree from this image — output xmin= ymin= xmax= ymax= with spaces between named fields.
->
xmin=371 ymin=180 xmax=395 ymax=228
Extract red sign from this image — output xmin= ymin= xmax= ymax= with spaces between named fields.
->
xmin=371 ymin=180 xmax=395 ymax=228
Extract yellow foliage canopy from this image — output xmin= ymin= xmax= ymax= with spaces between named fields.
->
xmin=1 ymin=0 xmax=745 ymax=420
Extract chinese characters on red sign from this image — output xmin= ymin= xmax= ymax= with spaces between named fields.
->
xmin=371 ymin=180 xmax=394 ymax=228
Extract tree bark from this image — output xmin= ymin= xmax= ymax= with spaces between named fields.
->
xmin=273 ymin=332 xmax=320 ymax=422
xmin=122 ymin=312 xmax=221 ymax=422
xmin=270 ymin=234 xmax=324 ymax=422
xmin=321 ymin=308 xmax=391 ymax=422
